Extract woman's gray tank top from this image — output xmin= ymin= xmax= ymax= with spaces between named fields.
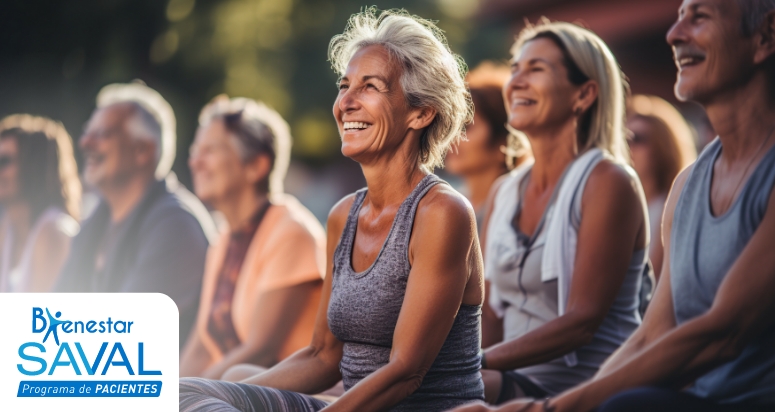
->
xmin=671 ymin=138 xmax=775 ymax=405
xmin=489 ymin=158 xmax=644 ymax=395
xmin=327 ymin=174 xmax=484 ymax=411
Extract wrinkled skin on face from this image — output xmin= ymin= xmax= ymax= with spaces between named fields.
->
xmin=79 ymin=103 xmax=156 ymax=191
xmin=333 ymin=44 xmax=431 ymax=167
xmin=503 ymin=38 xmax=585 ymax=137
xmin=189 ymin=119 xmax=268 ymax=205
xmin=667 ymin=0 xmax=759 ymax=104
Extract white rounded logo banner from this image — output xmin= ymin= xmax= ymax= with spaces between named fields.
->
xmin=0 ymin=293 xmax=178 ymax=411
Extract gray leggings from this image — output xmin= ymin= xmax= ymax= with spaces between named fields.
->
xmin=179 ymin=377 xmax=329 ymax=412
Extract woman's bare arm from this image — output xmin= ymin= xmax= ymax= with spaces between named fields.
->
xmin=591 ymin=167 xmax=691 ymax=380
xmin=28 ymin=219 xmax=73 ymax=292
xmin=180 ymin=251 xmax=218 ymax=378
xmin=322 ymin=186 xmax=482 ymax=412
xmin=649 ymin=206 xmax=665 ymax=282
xmin=483 ymin=161 xmax=645 ymax=370
xmin=180 ymin=325 xmax=213 ymax=377
xmin=481 ymin=174 xmax=509 ymax=348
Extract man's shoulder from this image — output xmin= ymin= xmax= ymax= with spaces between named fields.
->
xmin=141 ymin=177 xmax=216 ymax=242
xmin=145 ymin=184 xmax=196 ymax=220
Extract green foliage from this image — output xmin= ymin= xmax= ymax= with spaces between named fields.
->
xmin=0 ymin=0 xmax=513 ymax=181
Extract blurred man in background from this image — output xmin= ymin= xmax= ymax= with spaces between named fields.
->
xmin=55 ymin=81 xmax=216 ymax=347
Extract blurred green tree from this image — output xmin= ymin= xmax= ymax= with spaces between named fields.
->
xmin=0 ymin=0 xmax=513 ymax=185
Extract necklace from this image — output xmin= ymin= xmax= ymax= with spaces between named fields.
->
xmin=718 ymin=124 xmax=775 ymax=214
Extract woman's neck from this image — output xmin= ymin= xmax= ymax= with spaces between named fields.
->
xmin=361 ymin=161 xmax=427 ymax=211
xmin=525 ymin=120 xmax=578 ymax=191
xmin=358 ymin=130 xmax=428 ymax=211
xmin=215 ymin=187 xmax=268 ymax=232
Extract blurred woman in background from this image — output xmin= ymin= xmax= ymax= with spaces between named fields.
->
xmin=627 ymin=94 xmax=696 ymax=281
xmin=476 ymin=21 xmax=648 ymax=405
xmin=0 ymin=115 xmax=81 ymax=292
xmin=446 ymin=62 xmax=530 ymax=232
xmin=180 ymin=95 xmax=325 ymax=379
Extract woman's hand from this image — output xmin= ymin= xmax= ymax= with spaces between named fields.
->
xmin=449 ymin=399 xmax=545 ymax=412
xmin=449 ymin=401 xmax=496 ymax=412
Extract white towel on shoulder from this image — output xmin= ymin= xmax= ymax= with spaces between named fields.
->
xmin=541 ymin=148 xmax=604 ymax=366
xmin=485 ymin=149 xmax=604 ymax=367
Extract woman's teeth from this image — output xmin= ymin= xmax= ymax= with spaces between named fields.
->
xmin=343 ymin=121 xmax=371 ymax=130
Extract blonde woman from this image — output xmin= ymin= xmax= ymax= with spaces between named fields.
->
xmin=180 ymin=9 xmax=484 ymax=411
xmin=474 ymin=21 xmax=648 ymax=405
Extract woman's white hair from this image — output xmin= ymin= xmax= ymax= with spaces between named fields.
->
xmin=329 ymin=8 xmax=473 ymax=170
xmin=198 ymin=95 xmax=291 ymax=195
xmin=512 ymin=21 xmax=630 ymax=164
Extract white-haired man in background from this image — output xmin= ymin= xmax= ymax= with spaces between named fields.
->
xmin=55 ymin=81 xmax=216 ymax=347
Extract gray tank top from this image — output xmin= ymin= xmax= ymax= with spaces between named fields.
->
xmin=327 ymin=174 xmax=484 ymax=411
xmin=672 ymin=138 xmax=775 ymax=405
xmin=489 ymin=158 xmax=644 ymax=395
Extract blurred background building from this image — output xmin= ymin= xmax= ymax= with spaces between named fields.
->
xmin=0 ymin=0 xmax=708 ymax=222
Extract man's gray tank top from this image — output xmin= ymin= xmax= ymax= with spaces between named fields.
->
xmin=671 ymin=138 xmax=775 ymax=405
xmin=327 ymin=174 xmax=484 ymax=411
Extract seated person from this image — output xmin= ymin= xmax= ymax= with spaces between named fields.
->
xmin=55 ymin=82 xmax=216 ymax=346
xmin=456 ymin=1 xmax=775 ymax=411
xmin=180 ymin=95 xmax=326 ymax=379
xmin=0 ymin=116 xmax=81 ymax=292
xmin=478 ymin=21 xmax=648 ymax=404
xmin=445 ymin=62 xmax=530 ymax=237
xmin=180 ymin=8 xmax=484 ymax=411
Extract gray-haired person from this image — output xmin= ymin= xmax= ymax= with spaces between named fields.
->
xmin=55 ymin=82 xmax=216 ymax=347
xmin=455 ymin=0 xmax=775 ymax=411
xmin=180 ymin=8 xmax=485 ymax=411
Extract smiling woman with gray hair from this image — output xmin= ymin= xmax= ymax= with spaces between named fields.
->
xmin=180 ymin=8 xmax=485 ymax=411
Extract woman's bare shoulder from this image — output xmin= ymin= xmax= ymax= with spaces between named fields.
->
xmin=583 ymin=158 xmax=645 ymax=208
xmin=415 ymin=183 xmax=476 ymax=238
xmin=327 ymin=193 xmax=359 ymax=236
xmin=588 ymin=158 xmax=639 ymax=190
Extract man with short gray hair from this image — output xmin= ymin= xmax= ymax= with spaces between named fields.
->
xmin=55 ymin=82 xmax=216 ymax=347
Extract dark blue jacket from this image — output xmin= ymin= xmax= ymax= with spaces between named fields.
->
xmin=55 ymin=175 xmax=216 ymax=347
